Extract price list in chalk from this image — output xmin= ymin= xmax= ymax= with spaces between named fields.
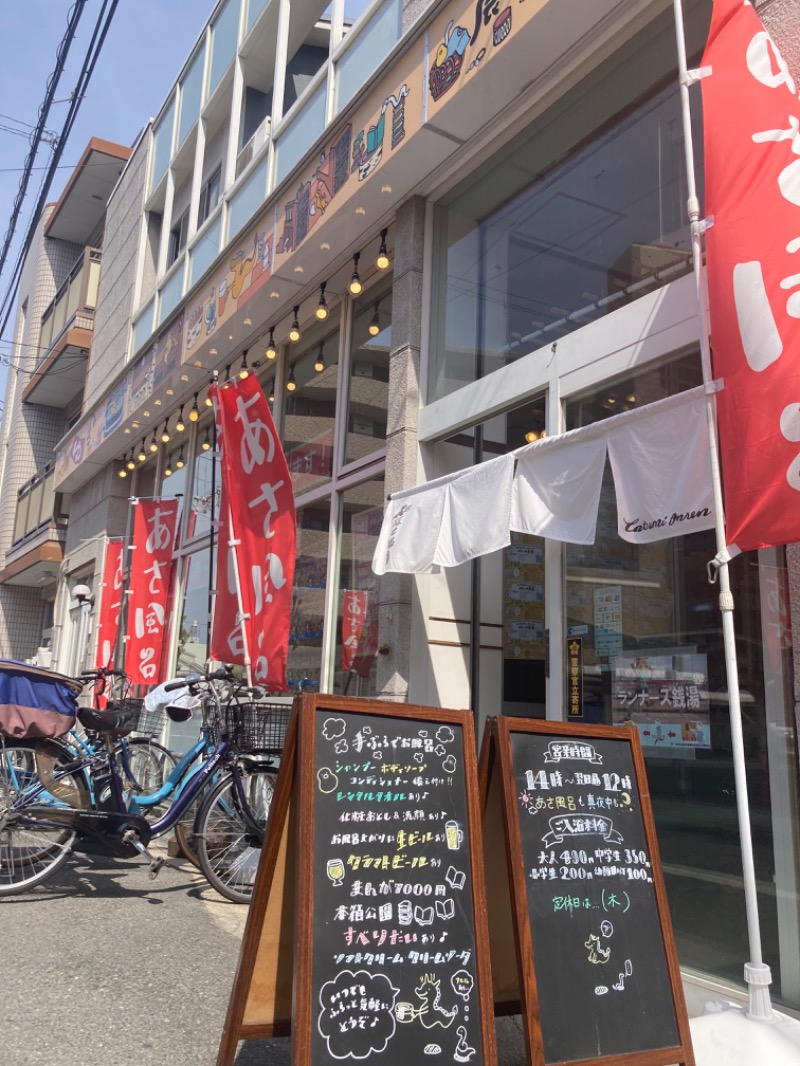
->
xmin=311 ymin=711 xmax=484 ymax=1065
xmin=509 ymin=732 xmax=680 ymax=1064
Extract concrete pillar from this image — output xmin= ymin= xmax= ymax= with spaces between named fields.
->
xmin=377 ymin=197 xmax=425 ymax=702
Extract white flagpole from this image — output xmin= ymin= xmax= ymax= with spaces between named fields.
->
xmin=226 ymin=499 xmax=254 ymax=689
xmin=672 ymin=0 xmax=773 ymax=1021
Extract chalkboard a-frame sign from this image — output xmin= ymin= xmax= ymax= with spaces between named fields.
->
xmin=217 ymin=695 xmax=498 ymax=1066
xmin=482 ymin=717 xmax=695 ymax=1066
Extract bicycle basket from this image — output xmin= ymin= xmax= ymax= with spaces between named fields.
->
xmin=110 ymin=697 xmax=165 ymax=737
xmin=228 ymin=702 xmax=290 ymax=755
xmin=0 ymin=659 xmax=82 ymax=739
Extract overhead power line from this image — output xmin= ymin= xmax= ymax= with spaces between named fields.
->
xmin=0 ymin=0 xmax=122 ymax=342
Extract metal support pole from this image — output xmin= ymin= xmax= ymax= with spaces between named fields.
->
xmin=672 ymin=0 xmax=773 ymax=1020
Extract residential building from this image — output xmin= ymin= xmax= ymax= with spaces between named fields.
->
xmin=12 ymin=0 xmax=800 ymax=1016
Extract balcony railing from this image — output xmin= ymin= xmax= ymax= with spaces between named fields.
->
xmin=11 ymin=465 xmax=70 ymax=549
xmin=38 ymin=248 xmax=102 ymax=359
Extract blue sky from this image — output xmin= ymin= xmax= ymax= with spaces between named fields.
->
xmin=0 ymin=0 xmax=208 ymax=380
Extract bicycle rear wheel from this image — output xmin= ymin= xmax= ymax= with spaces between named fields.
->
xmin=194 ymin=769 xmax=276 ymax=903
xmin=115 ymin=737 xmax=176 ymax=820
xmin=0 ymin=738 xmax=89 ymax=895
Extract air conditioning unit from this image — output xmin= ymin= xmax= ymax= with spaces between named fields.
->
xmin=235 ymin=117 xmax=272 ymax=178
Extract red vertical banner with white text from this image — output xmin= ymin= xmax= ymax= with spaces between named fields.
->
xmin=95 ymin=539 xmax=123 ymax=672
xmin=702 ymin=0 xmax=800 ymax=551
xmin=341 ymin=590 xmax=368 ymax=672
xmin=210 ymin=472 xmax=248 ymax=666
xmin=125 ymin=499 xmax=180 ymax=685
xmin=211 ymin=375 xmax=296 ymax=690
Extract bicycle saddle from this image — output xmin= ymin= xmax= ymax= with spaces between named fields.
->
xmin=77 ymin=705 xmax=137 ymax=733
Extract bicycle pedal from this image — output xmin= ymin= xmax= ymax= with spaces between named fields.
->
xmin=148 ymin=857 xmax=165 ymax=880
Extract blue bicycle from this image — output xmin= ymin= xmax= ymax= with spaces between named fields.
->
xmin=0 ymin=664 xmax=287 ymax=899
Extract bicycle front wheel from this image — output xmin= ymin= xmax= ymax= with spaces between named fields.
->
xmin=0 ymin=738 xmax=89 ymax=895
xmin=195 ymin=769 xmax=276 ymax=903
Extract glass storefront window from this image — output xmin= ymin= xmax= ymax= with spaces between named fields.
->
xmin=189 ymin=422 xmax=219 ymax=541
xmin=333 ymin=477 xmax=384 ymax=697
xmin=169 ymin=548 xmax=213 ymax=751
xmin=162 ymin=447 xmax=189 ymax=500
xmin=288 ymin=502 xmax=331 ymax=694
xmin=562 ymin=354 xmax=790 ymax=1002
xmin=429 ymin=1 xmax=709 ymax=402
xmin=345 ymin=285 xmax=391 ymax=466
xmin=284 ymin=325 xmax=339 ymax=497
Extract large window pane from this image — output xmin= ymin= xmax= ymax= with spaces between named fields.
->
xmin=288 ymin=502 xmax=330 ymax=694
xmin=157 ymin=264 xmax=185 ymax=326
xmin=333 ymin=477 xmax=384 ymax=697
xmin=246 ymin=0 xmax=267 ymax=33
xmin=151 ymin=98 xmax=176 ymax=192
xmin=429 ymin=2 xmax=709 ymax=402
xmin=274 ymin=80 xmax=326 ymax=186
xmin=209 ymin=0 xmax=240 ymax=97
xmin=345 ymin=285 xmax=391 ymax=465
xmin=336 ymin=0 xmax=401 ymax=113
xmin=189 ymin=214 xmax=223 ymax=286
xmin=178 ymin=46 xmax=206 ymax=147
xmin=169 ymin=549 xmax=213 ymax=750
xmin=228 ymin=158 xmax=267 ymax=238
xmin=189 ymin=421 xmax=219 ymax=541
xmin=285 ymin=325 xmax=339 ymax=496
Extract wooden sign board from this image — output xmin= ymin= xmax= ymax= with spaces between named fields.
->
xmin=218 ymin=694 xmax=498 ymax=1066
xmin=481 ymin=717 xmax=695 ymax=1066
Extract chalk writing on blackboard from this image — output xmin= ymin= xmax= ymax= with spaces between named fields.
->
xmin=508 ymin=728 xmax=680 ymax=1062
xmin=311 ymin=711 xmax=484 ymax=1064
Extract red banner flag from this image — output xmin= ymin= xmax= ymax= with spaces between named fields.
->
xmin=702 ymin=0 xmax=800 ymax=551
xmin=210 ymin=374 xmax=296 ymax=691
xmin=125 ymin=499 xmax=180 ymax=684
xmin=95 ymin=539 xmax=123 ymax=672
xmin=341 ymin=590 xmax=368 ymax=672
xmin=210 ymin=472 xmax=248 ymax=666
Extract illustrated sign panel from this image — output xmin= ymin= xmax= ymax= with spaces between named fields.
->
xmin=504 ymin=723 xmax=684 ymax=1064
xmin=307 ymin=705 xmax=489 ymax=1066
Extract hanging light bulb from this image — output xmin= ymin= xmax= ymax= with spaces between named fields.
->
xmin=268 ymin=391 xmax=274 ymax=403
xmin=149 ymin=432 xmax=159 ymax=453
xmin=160 ymin=420 xmax=171 ymax=443
xmin=238 ymin=349 xmax=250 ymax=379
xmin=126 ymin=452 xmax=136 ymax=471
xmin=175 ymin=406 xmax=186 ymax=432
xmin=189 ymin=394 xmax=200 ymax=421
xmin=176 ymin=450 xmax=185 ymax=469
xmin=201 ymin=431 xmax=211 ymax=452
xmin=376 ymin=228 xmax=390 ymax=270
xmin=286 ymin=364 xmax=297 ymax=391
xmin=348 ymin=251 xmax=362 ymax=295
xmin=265 ymin=327 xmax=277 ymax=360
xmin=288 ymin=306 xmax=301 ymax=343
xmin=205 ymin=385 xmax=214 ymax=407
xmin=314 ymin=344 xmax=325 ymax=372
xmin=368 ymin=303 xmax=381 ymax=337
xmin=164 ymin=458 xmax=173 ymax=477
xmin=137 ymin=438 xmax=147 ymax=462
xmin=316 ymin=281 xmax=329 ymax=321
xmin=118 ymin=459 xmax=128 ymax=478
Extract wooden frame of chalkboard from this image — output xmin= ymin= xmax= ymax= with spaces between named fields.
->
xmin=484 ymin=717 xmax=695 ymax=1066
xmin=294 ymin=695 xmax=497 ymax=1066
xmin=217 ymin=694 xmax=498 ymax=1066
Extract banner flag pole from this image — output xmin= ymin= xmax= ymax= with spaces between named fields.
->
xmin=672 ymin=0 xmax=773 ymax=1021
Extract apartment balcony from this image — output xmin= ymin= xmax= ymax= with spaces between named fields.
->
xmin=0 ymin=465 xmax=69 ymax=588
xmin=22 ymin=247 xmax=101 ymax=408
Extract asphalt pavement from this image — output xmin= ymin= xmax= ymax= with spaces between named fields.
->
xmin=0 ymin=844 xmax=529 ymax=1066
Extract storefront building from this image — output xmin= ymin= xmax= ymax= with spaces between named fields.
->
xmin=31 ymin=0 xmax=800 ymax=1013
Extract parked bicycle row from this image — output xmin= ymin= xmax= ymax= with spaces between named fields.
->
xmin=0 ymin=658 xmax=290 ymax=902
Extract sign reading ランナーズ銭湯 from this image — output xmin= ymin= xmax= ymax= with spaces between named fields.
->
xmin=484 ymin=718 xmax=694 ymax=1066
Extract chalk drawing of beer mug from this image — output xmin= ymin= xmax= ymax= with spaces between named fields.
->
xmin=445 ymin=820 xmax=464 ymax=850
xmin=327 ymin=858 xmax=345 ymax=886
xmin=398 ymin=899 xmax=413 ymax=925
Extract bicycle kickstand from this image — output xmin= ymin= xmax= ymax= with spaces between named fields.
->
xmin=121 ymin=829 xmax=171 ymax=880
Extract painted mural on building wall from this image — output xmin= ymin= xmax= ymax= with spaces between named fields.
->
xmin=184 ymin=222 xmax=274 ymax=357
xmin=427 ymin=0 xmax=547 ymax=112
xmin=276 ymin=83 xmax=410 ymax=258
